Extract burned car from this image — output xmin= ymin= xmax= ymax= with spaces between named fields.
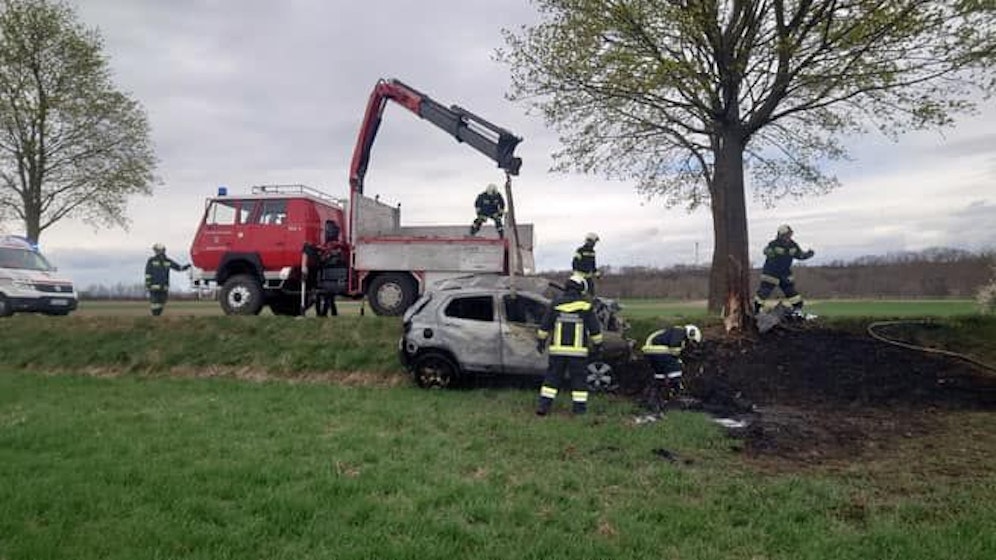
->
xmin=398 ymin=275 xmax=634 ymax=389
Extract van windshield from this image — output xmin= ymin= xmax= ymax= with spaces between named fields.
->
xmin=0 ymin=247 xmax=53 ymax=271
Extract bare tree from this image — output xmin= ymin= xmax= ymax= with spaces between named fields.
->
xmin=498 ymin=0 xmax=995 ymax=330
xmin=0 ymin=0 xmax=157 ymax=243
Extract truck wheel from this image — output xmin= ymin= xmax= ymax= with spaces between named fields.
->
xmin=220 ymin=274 xmax=264 ymax=315
xmin=0 ymin=295 xmax=12 ymax=318
xmin=412 ymin=352 xmax=460 ymax=389
xmin=367 ymin=273 xmax=417 ymax=316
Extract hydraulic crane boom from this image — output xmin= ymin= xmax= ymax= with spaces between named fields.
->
xmin=348 ymin=78 xmax=523 ymax=196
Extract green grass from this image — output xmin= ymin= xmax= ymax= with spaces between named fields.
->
xmin=2 ymin=371 xmax=994 ymax=560
xmin=1 ymin=304 xmax=995 ymax=558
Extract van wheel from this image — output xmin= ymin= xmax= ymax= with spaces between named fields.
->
xmin=367 ymin=273 xmax=417 ymax=316
xmin=585 ymin=361 xmax=618 ymax=393
xmin=0 ymin=295 xmax=12 ymax=318
xmin=412 ymin=352 xmax=459 ymax=389
xmin=220 ymin=274 xmax=264 ymax=315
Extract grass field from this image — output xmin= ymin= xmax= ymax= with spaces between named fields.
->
xmin=1 ymin=299 xmax=994 ymax=559
xmin=76 ymin=297 xmax=980 ymax=320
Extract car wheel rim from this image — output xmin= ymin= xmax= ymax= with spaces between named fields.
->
xmin=586 ymin=362 xmax=615 ymax=392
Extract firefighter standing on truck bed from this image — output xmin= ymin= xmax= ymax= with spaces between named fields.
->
xmin=641 ymin=324 xmax=702 ymax=413
xmin=535 ymin=275 xmax=604 ymax=416
xmin=145 ymin=243 xmax=190 ymax=316
xmin=469 ymin=183 xmax=505 ymax=238
xmin=571 ymin=232 xmax=600 ymax=296
xmin=753 ymin=224 xmax=814 ymax=315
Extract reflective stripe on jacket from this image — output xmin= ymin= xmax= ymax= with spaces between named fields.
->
xmin=761 ymin=237 xmax=810 ymax=278
xmin=572 ymin=242 xmax=597 ymax=275
xmin=641 ymin=327 xmax=688 ymax=356
xmin=537 ymin=296 xmax=603 ymax=357
xmin=145 ymin=256 xmax=184 ymax=290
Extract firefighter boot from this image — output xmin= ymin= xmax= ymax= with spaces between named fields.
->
xmin=497 ymin=225 xmax=505 ymax=239
xmin=571 ymin=390 xmax=588 ymax=415
xmin=536 ymin=396 xmax=553 ymax=416
xmin=469 ymin=220 xmax=481 ymax=236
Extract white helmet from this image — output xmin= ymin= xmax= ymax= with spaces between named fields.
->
xmin=584 ymin=232 xmax=600 ymax=243
xmin=152 ymin=243 xmax=166 ymax=253
xmin=777 ymin=224 xmax=793 ymax=237
xmin=684 ymin=325 xmax=702 ymax=343
xmin=486 ymin=183 xmax=499 ymax=195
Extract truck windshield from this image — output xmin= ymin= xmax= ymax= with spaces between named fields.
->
xmin=0 ymin=247 xmax=53 ymax=271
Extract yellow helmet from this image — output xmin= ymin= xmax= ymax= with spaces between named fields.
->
xmin=777 ymin=224 xmax=793 ymax=237
xmin=152 ymin=243 xmax=166 ymax=253
xmin=486 ymin=183 xmax=499 ymax=195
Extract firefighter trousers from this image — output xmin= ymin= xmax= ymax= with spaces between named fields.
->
xmin=537 ymin=355 xmax=590 ymax=415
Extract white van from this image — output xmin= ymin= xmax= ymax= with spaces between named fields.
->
xmin=0 ymin=235 xmax=78 ymax=317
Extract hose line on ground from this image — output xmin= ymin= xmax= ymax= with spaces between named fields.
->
xmin=866 ymin=320 xmax=996 ymax=374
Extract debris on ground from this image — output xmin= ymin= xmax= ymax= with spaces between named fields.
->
xmin=622 ymin=322 xmax=994 ymax=462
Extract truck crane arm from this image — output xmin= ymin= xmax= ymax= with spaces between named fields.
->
xmin=348 ymin=78 xmax=523 ymax=195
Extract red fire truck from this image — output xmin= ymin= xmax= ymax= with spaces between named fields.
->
xmin=189 ymin=78 xmax=532 ymax=316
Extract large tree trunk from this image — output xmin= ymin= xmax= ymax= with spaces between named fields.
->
xmin=708 ymin=133 xmax=752 ymax=332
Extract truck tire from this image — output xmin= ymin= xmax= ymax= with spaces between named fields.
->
xmin=220 ymin=274 xmax=264 ymax=315
xmin=367 ymin=273 xmax=418 ymax=316
xmin=0 ymin=294 xmax=12 ymax=318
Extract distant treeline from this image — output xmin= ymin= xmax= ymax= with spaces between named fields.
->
xmin=549 ymin=247 xmax=995 ymax=300
xmin=81 ymin=247 xmax=994 ymax=301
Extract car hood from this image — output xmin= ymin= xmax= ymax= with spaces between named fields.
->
xmin=0 ymin=267 xmax=74 ymax=285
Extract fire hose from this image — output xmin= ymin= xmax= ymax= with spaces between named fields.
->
xmin=866 ymin=320 xmax=996 ymax=375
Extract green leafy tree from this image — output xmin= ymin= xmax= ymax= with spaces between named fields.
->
xmin=499 ymin=0 xmax=995 ymax=330
xmin=0 ymin=0 xmax=157 ymax=243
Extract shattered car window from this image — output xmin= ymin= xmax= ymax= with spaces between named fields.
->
xmin=444 ymin=295 xmax=494 ymax=322
xmin=503 ymin=294 xmax=546 ymax=325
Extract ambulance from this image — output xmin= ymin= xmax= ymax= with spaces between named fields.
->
xmin=0 ymin=235 xmax=77 ymax=317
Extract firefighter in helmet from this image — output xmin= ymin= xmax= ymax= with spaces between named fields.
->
xmin=535 ymin=274 xmax=604 ymax=416
xmin=641 ymin=324 xmax=702 ymax=413
xmin=469 ymin=183 xmax=505 ymax=238
xmin=754 ymin=224 xmax=814 ymax=315
xmin=145 ymin=243 xmax=191 ymax=316
xmin=571 ymin=232 xmax=600 ymax=296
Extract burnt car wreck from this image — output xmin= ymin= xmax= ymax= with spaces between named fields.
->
xmin=398 ymin=275 xmax=635 ymax=390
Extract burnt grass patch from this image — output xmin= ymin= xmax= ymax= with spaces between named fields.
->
xmin=627 ymin=322 xmax=996 ymax=462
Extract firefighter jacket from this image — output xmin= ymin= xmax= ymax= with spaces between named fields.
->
xmin=145 ymin=255 xmax=186 ymax=292
xmin=537 ymin=292 xmax=604 ymax=357
xmin=303 ymin=241 xmax=348 ymax=267
xmin=761 ymin=237 xmax=813 ymax=279
xmin=572 ymin=241 xmax=597 ymax=277
xmin=641 ymin=327 xmax=688 ymax=357
xmin=474 ymin=191 xmax=505 ymax=217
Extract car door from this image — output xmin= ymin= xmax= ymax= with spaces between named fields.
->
xmin=242 ymin=199 xmax=292 ymax=270
xmin=499 ymin=293 xmax=550 ymax=375
xmin=192 ymin=198 xmax=246 ymax=271
xmin=438 ymin=293 xmax=502 ymax=374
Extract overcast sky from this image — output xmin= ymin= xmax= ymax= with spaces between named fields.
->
xmin=5 ymin=0 xmax=994 ymax=290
